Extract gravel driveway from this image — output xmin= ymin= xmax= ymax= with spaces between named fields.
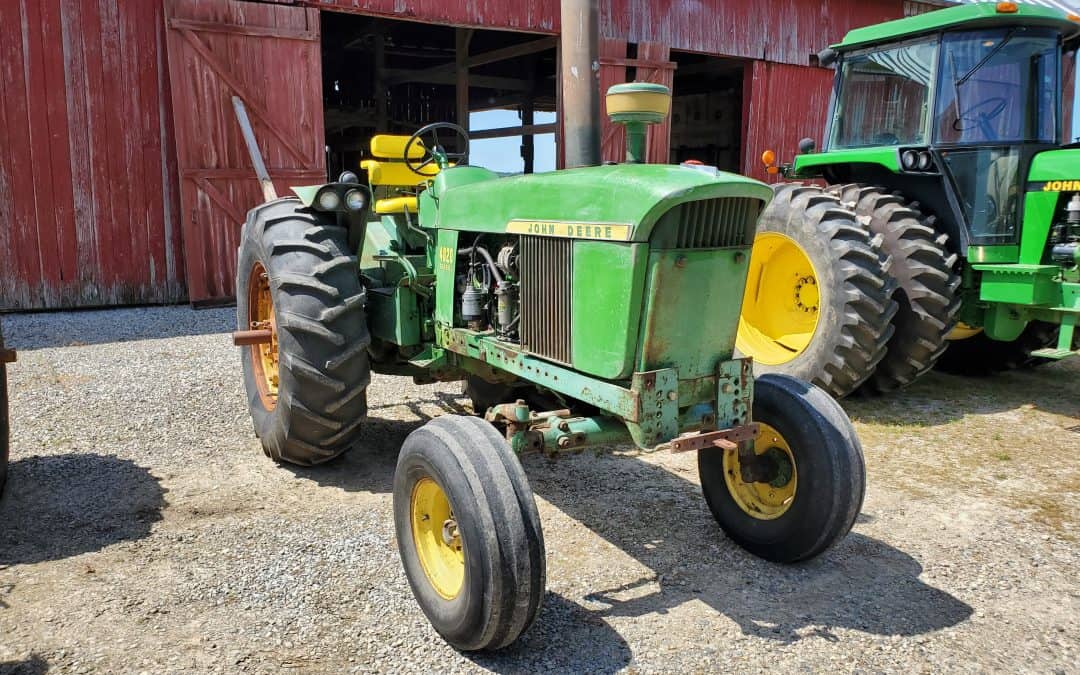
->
xmin=0 ymin=306 xmax=1077 ymax=674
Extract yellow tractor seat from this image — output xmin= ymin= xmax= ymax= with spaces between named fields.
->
xmin=374 ymin=195 xmax=419 ymax=215
xmin=362 ymin=134 xmax=443 ymax=214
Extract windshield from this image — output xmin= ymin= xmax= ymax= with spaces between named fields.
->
xmin=934 ymin=27 xmax=1060 ymax=144
xmin=830 ymin=40 xmax=937 ymax=149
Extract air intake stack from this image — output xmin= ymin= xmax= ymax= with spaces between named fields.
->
xmin=605 ymin=82 xmax=671 ymax=164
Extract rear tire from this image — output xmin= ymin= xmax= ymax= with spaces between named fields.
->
xmin=827 ymin=185 xmax=961 ymax=393
xmin=237 ymin=198 xmax=371 ymax=465
xmin=699 ymin=374 xmax=865 ymax=562
xmin=738 ymin=183 xmax=898 ymax=397
xmin=394 ymin=415 xmax=545 ymax=651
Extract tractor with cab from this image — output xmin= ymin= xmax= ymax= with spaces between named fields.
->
xmin=233 ymin=83 xmax=866 ymax=650
xmin=744 ymin=1 xmax=1080 ymax=395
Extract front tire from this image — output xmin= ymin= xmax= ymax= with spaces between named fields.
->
xmin=738 ymin=184 xmax=898 ymax=398
xmin=394 ymin=415 xmax=545 ymax=651
xmin=237 ymin=198 xmax=371 ymax=465
xmin=699 ymin=374 xmax=865 ymax=562
xmin=936 ymin=320 xmax=1063 ymax=375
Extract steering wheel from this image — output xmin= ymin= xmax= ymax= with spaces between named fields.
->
xmin=953 ymin=97 xmax=1008 ymax=139
xmin=403 ymin=122 xmax=470 ymax=176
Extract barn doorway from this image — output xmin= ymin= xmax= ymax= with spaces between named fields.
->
xmin=668 ymin=52 xmax=746 ymax=172
xmin=319 ymin=14 xmax=558 ymax=178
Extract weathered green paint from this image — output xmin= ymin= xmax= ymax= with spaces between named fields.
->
xmin=367 ymin=286 xmax=421 ymax=346
xmin=834 ymin=3 xmax=1079 ymax=52
xmin=434 ymin=229 xmax=458 ymax=326
xmin=636 ymin=248 xmax=750 ymax=379
xmin=433 ymin=164 xmax=771 ymax=242
xmin=570 ymin=241 xmax=649 ymax=379
xmin=791 ymin=147 xmax=900 ymax=178
xmin=291 ymin=184 xmax=321 ymax=206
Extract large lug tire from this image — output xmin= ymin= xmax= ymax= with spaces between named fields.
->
xmin=0 ymin=323 xmax=8 ymax=497
xmin=237 ymin=198 xmax=371 ymax=465
xmin=936 ymin=320 xmax=1064 ymax=376
xmin=699 ymin=374 xmax=866 ymax=563
xmin=827 ymin=184 xmax=961 ymax=393
xmin=738 ymin=183 xmax=898 ymax=398
xmin=394 ymin=415 xmax=545 ymax=651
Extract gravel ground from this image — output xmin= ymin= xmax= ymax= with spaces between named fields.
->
xmin=0 ymin=305 xmax=1077 ymax=674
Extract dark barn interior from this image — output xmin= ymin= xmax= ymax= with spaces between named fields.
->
xmin=320 ymin=14 xmax=558 ymax=178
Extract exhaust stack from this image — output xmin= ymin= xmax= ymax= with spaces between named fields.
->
xmin=560 ymin=0 xmax=601 ymax=168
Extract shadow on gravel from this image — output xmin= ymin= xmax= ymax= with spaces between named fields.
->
xmin=285 ymin=391 xmax=471 ymax=494
xmin=843 ymin=367 xmax=1080 ymax=427
xmin=0 ymin=454 xmax=165 ymax=565
xmin=526 ymin=451 xmax=974 ymax=644
xmin=467 ymin=592 xmax=632 ymax=673
xmin=0 ymin=654 xmax=49 ymax=675
xmin=2 ymin=306 xmax=232 ymax=351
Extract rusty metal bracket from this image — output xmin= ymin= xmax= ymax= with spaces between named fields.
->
xmin=232 ymin=329 xmax=273 ymax=346
xmin=669 ymin=423 xmax=760 ymax=453
xmin=0 ymin=348 xmax=16 ymax=364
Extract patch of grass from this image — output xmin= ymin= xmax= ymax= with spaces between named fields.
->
xmin=992 ymin=451 xmax=1011 ymax=461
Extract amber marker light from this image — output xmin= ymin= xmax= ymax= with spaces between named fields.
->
xmin=996 ymin=2 xmax=1018 ymax=13
xmin=761 ymin=149 xmax=777 ymax=166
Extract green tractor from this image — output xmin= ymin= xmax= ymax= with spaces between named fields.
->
xmin=740 ymin=2 xmax=1080 ymax=395
xmin=233 ymin=84 xmax=866 ymax=650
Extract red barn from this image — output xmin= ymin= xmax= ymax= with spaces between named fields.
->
xmin=0 ymin=0 xmax=939 ymax=309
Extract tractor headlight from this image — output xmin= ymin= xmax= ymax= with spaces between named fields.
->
xmin=901 ymin=150 xmax=918 ymax=170
xmin=917 ymin=151 xmax=933 ymax=171
xmin=316 ymin=189 xmax=341 ymax=211
xmin=344 ymin=189 xmax=366 ymax=212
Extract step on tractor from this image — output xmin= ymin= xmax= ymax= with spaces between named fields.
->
xmin=742 ymin=2 xmax=1080 ymax=395
xmin=233 ymin=84 xmax=866 ymax=650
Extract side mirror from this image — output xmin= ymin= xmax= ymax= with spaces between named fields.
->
xmin=798 ymin=138 xmax=817 ymax=154
xmin=817 ymin=48 xmax=838 ymax=68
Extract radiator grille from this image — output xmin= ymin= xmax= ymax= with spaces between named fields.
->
xmin=520 ymin=236 xmax=572 ymax=364
xmin=653 ymin=197 xmax=761 ymax=249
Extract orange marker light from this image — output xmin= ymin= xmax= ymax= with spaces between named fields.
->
xmin=761 ymin=149 xmax=777 ymax=166
xmin=996 ymin=2 xmax=1018 ymax=13
xmin=766 ymin=166 xmax=780 ymax=175
xmin=1069 ymin=12 xmax=1080 ymax=21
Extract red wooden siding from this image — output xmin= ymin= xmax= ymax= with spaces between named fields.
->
xmin=742 ymin=60 xmax=834 ymax=182
xmin=604 ymin=0 xmax=905 ymax=66
xmin=0 ymin=0 xmax=184 ymax=310
xmin=265 ymin=0 xmax=561 ymax=33
xmin=165 ymin=0 xmax=326 ymax=303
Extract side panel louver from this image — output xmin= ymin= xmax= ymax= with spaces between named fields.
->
xmin=653 ymin=197 xmax=761 ymax=249
xmin=520 ymin=236 xmax=573 ymax=364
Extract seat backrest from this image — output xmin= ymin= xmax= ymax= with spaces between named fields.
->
xmin=362 ymin=134 xmax=440 ymax=187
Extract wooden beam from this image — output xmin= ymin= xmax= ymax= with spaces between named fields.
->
xmin=456 ymin=29 xmax=472 ymax=131
xmin=470 ymin=123 xmax=557 ymax=140
xmin=388 ymin=36 xmax=556 ymax=86
xmin=168 ymin=18 xmax=318 ymax=42
xmin=385 ymin=69 xmax=528 ymax=91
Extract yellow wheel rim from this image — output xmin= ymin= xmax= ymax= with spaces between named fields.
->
xmin=723 ymin=422 xmax=798 ymax=520
xmin=410 ymin=477 xmax=465 ymax=600
xmin=247 ymin=262 xmax=279 ymax=410
xmin=736 ymin=232 xmax=821 ymax=365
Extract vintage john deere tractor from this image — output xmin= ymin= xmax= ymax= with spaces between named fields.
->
xmin=233 ymin=83 xmax=866 ymax=650
xmin=741 ymin=2 xmax=1080 ymax=395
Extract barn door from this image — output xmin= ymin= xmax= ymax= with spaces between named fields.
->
xmin=165 ymin=0 xmax=325 ymax=303
xmin=599 ymin=41 xmax=676 ymax=164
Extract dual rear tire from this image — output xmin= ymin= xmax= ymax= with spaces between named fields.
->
xmin=739 ymin=182 xmax=963 ymax=397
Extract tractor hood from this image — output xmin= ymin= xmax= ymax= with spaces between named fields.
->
xmin=430 ymin=164 xmax=772 ymax=243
